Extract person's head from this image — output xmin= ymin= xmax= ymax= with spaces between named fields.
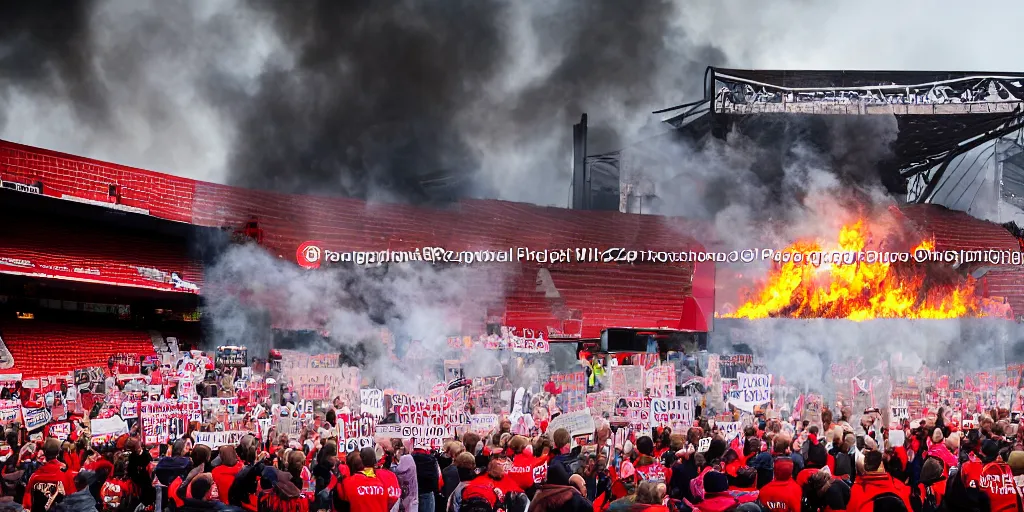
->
xmin=931 ymin=428 xmax=944 ymax=445
xmin=945 ymin=432 xmax=961 ymax=453
xmin=864 ymin=450 xmax=884 ymax=473
xmin=500 ymin=418 xmax=511 ymax=433
xmin=821 ymin=409 xmax=833 ymax=427
xmin=346 ymin=450 xmax=364 ymax=474
xmin=191 ymin=444 xmax=212 ymax=468
xmin=190 ymin=474 xmax=216 ymax=501
xmin=773 ymin=456 xmax=794 ymax=481
xmin=807 ymin=425 xmax=819 ymax=436
xmin=462 ymin=432 xmax=481 ymax=454
xmin=42 ymin=438 xmax=61 ymax=461
xmin=219 ymin=445 xmax=239 ymax=467
xmin=170 ymin=439 xmax=187 ymax=458
xmin=635 ymin=481 xmax=665 ymax=505
xmin=359 ymin=447 xmax=377 ymax=468
xmin=486 ymin=456 xmax=507 ymax=479
xmin=319 ymin=440 xmax=338 ymax=467
xmin=636 ymin=436 xmax=655 ymax=457
xmin=507 ymin=436 xmax=527 ymax=455
xmin=743 ymin=426 xmax=757 ymax=438
xmin=807 ymin=442 xmax=827 ymax=469
xmin=552 ymin=428 xmax=571 ymax=452
xmin=773 ymin=435 xmax=791 ymax=455
xmin=533 ymin=435 xmax=552 ymax=457
xmin=325 ymin=409 xmax=336 ymax=427
xmin=287 ymin=449 xmax=305 ymax=478
xmin=743 ymin=437 xmax=761 ymax=457
xmin=454 ymin=452 xmax=476 ymax=471
xmin=238 ymin=435 xmax=256 ymax=465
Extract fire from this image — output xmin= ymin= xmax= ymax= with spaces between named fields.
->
xmin=723 ymin=221 xmax=984 ymax=320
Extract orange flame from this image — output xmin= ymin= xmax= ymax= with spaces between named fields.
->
xmin=722 ymin=220 xmax=985 ymax=320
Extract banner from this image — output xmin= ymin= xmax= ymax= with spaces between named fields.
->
xmin=645 ymin=365 xmax=677 ymax=398
xmin=551 ymin=372 xmax=587 ymax=413
xmin=45 ymin=422 xmax=73 ymax=442
xmin=0 ymin=400 xmax=20 ymax=424
xmin=469 ymin=414 xmax=499 ymax=435
xmin=194 ymin=430 xmax=249 ymax=448
xmin=215 ymin=346 xmax=248 ymax=368
xmin=610 ymin=366 xmax=644 ymax=398
xmin=360 ymin=389 xmax=384 ymax=419
xmin=22 ymin=405 xmax=51 ymax=432
xmin=650 ymin=397 xmax=694 ymax=430
xmin=547 ymin=408 xmax=596 ymax=437
xmin=90 ymin=415 xmax=129 ymax=444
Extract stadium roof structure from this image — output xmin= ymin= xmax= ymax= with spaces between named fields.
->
xmin=659 ymin=67 xmax=1024 ymax=201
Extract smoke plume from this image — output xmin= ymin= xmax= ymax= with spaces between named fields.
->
xmin=202 ymin=243 xmax=511 ymax=395
xmin=1 ymin=0 xmax=724 ymax=205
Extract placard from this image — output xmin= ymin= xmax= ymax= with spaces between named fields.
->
xmin=645 ymin=365 xmax=677 ymax=398
xmin=469 ymin=414 xmax=499 ymax=435
xmin=650 ymin=397 xmax=694 ymax=430
xmin=194 ymin=430 xmax=249 ymax=448
xmin=611 ymin=366 xmax=644 ymax=398
xmin=736 ymin=372 xmax=771 ymax=404
xmin=697 ymin=437 xmax=712 ymax=453
xmin=22 ymin=405 xmax=51 ymax=431
xmin=551 ymin=371 xmax=587 ymax=412
xmin=360 ymin=389 xmax=384 ymax=419
xmin=547 ymin=408 xmax=596 ymax=437
xmin=215 ymin=346 xmax=248 ymax=368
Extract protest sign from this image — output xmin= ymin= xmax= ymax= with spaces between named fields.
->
xmin=614 ymin=397 xmax=651 ymax=430
xmin=360 ymin=389 xmax=384 ymax=419
xmin=717 ymin=421 xmax=741 ymax=441
xmin=46 ymin=421 xmax=72 ymax=442
xmin=551 ymin=371 xmax=587 ymax=413
xmin=547 ymin=408 xmax=596 ymax=437
xmin=215 ymin=346 xmax=248 ymax=368
xmin=469 ymin=414 xmax=499 ymax=435
xmin=645 ymin=365 xmax=677 ymax=398
xmin=650 ymin=397 xmax=694 ymax=430
xmin=610 ymin=366 xmax=644 ymax=398
xmin=373 ymin=423 xmax=454 ymax=449
xmin=22 ymin=405 xmax=51 ymax=431
xmin=90 ymin=415 xmax=129 ymax=444
xmin=194 ymin=431 xmax=249 ymax=448
xmin=0 ymin=400 xmax=20 ymax=424
xmin=586 ymin=392 xmax=615 ymax=420
xmin=697 ymin=437 xmax=712 ymax=453
xmin=737 ymin=373 xmax=771 ymax=405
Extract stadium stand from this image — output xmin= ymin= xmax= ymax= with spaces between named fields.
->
xmin=0 ymin=215 xmax=202 ymax=293
xmin=0 ymin=320 xmax=156 ymax=378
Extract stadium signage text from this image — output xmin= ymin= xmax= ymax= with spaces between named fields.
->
xmin=0 ymin=180 xmax=40 ymax=195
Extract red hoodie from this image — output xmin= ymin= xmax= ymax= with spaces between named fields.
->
xmin=461 ymin=474 xmax=524 ymax=508
xmin=959 ymin=460 xmax=1022 ymax=512
xmin=211 ymin=461 xmax=244 ymax=504
xmin=846 ymin=472 xmax=913 ymax=511
xmin=24 ymin=459 xmax=77 ymax=512
xmin=508 ymin=453 xmax=545 ymax=490
xmin=758 ymin=478 xmax=802 ymax=511
xmin=337 ymin=469 xmax=390 ymax=512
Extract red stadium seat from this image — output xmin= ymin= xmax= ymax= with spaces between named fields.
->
xmin=0 ymin=321 xmax=156 ymax=378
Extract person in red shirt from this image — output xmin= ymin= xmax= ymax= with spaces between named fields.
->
xmin=758 ymin=457 xmax=801 ymax=512
xmin=633 ymin=436 xmax=671 ymax=485
xmin=507 ymin=435 xmax=544 ymax=493
xmin=24 ymin=438 xmax=77 ymax=512
xmin=952 ymin=439 xmax=1023 ymax=512
xmin=336 ymin=451 xmax=390 ymax=512
xmin=461 ymin=454 xmax=526 ymax=510
xmin=211 ymin=445 xmax=244 ymax=504
xmin=847 ymin=450 xmax=913 ymax=511
xmin=361 ymin=447 xmax=399 ymax=511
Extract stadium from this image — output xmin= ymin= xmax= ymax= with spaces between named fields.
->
xmin=3 ymin=67 xmax=1024 ymax=380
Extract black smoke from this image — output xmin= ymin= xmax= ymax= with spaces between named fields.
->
xmin=0 ymin=0 xmax=726 ymax=204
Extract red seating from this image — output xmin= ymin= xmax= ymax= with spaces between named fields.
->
xmin=0 ymin=216 xmax=202 ymax=293
xmin=0 ymin=321 xmax=156 ymax=378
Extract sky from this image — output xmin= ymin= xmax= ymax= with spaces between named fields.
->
xmin=3 ymin=0 xmax=1024 ymax=207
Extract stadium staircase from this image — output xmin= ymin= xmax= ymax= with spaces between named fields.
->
xmin=0 ymin=321 xmax=156 ymax=378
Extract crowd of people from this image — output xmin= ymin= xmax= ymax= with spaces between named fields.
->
xmin=2 ymin=403 xmax=1024 ymax=512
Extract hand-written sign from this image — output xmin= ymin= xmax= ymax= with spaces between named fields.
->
xmin=0 ymin=400 xmax=20 ymax=424
xmin=360 ymin=389 xmax=384 ymax=419
xmin=717 ymin=421 xmax=741 ymax=441
xmin=215 ymin=346 xmax=248 ymax=367
xmin=650 ymin=397 xmax=694 ymax=430
xmin=194 ymin=431 xmax=249 ymax=448
xmin=469 ymin=414 xmax=499 ymax=435
xmin=697 ymin=437 xmax=712 ymax=453
xmin=645 ymin=365 xmax=677 ymax=398
xmin=551 ymin=372 xmax=587 ymax=412
xmin=547 ymin=408 xmax=596 ymax=437
xmin=737 ymin=373 xmax=771 ymax=405
xmin=614 ymin=397 xmax=651 ymax=430
xmin=22 ymin=405 xmax=51 ymax=431
xmin=611 ymin=366 xmax=644 ymax=398
xmin=373 ymin=423 xmax=454 ymax=450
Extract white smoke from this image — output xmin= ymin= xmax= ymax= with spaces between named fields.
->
xmin=202 ymin=243 xmax=512 ymax=396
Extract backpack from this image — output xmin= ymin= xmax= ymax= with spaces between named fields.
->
xmin=862 ymin=492 xmax=908 ymax=512
xmin=690 ymin=466 xmax=713 ymax=502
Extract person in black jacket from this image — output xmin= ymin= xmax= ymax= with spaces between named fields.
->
xmin=529 ymin=460 xmax=592 ymax=512
xmin=411 ymin=444 xmax=441 ymax=512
